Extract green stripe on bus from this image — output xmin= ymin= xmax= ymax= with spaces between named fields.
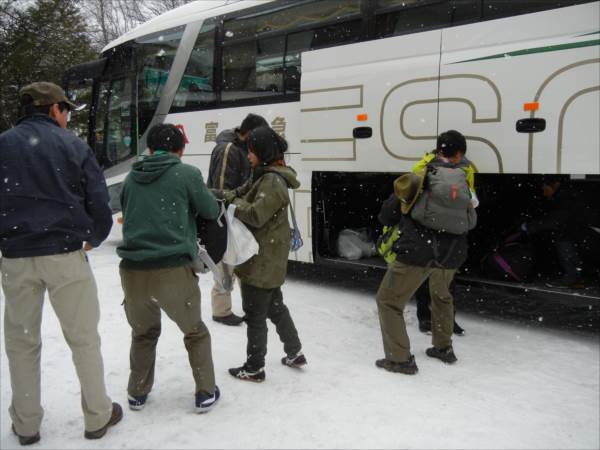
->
xmin=451 ymin=38 xmax=600 ymax=64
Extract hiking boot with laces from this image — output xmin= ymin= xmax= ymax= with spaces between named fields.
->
xmin=375 ymin=355 xmax=418 ymax=374
xmin=281 ymin=352 xmax=307 ymax=368
xmin=195 ymin=385 xmax=220 ymax=413
xmin=228 ymin=364 xmax=265 ymax=382
xmin=426 ymin=346 xmax=458 ymax=364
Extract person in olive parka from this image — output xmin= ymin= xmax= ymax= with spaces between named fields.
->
xmin=223 ymin=126 xmax=306 ymax=382
xmin=117 ymin=124 xmax=221 ymax=413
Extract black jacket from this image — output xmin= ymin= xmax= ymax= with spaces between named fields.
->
xmin=378 ymin=193 xmax=468 ymax=269
xmin=527 ymin=183 xmax=597 ymax=236
xmin=0 ymin=114 xmax=112 ymax=258
xmin=206 ymin=129 xmax=251 ymax=190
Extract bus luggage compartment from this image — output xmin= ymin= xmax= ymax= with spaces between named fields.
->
xmin=312 ymin=171 xmax=600 ymax=306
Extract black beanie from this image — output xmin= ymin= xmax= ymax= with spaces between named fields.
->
xmin=247 ymin=126 xmax=288 ymax=165
xmin=437 ymin=130 xmax=467 ymax=158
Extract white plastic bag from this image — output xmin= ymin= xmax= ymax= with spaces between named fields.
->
xmin=222 ymin=204 xmax=259 ymax=265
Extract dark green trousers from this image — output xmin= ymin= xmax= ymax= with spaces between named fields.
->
xmin=376 ymin=261 xmax=456 ymax=362
xmin=120 ymin=266 xmax=215 ymax=396
xmin=241 ymin=283 xmax=301 ymax=370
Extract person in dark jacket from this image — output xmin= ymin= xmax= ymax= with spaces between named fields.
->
xmin=117 ymin=123 xmax=221 ymax=413
xmin=206 ymin=113 xmax=268 ymax=326
xmin=521 ymin=176 xmax=596 ymax=288
xmin=223 ymin=126 xmax=306 ymax=382
xmin=375 ymin=137 xmax=471 ymax=374
xmin=0 ymin=82 xmax=121 ymax=444
xmin=412 ymin=131 xmax=472 ymax=336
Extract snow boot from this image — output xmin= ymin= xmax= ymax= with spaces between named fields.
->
xmin=84 ymin=402 xmax=123 ymax=439
xmin=375 ymin=355 xmax=418 ymax=375
xmin=11 ymin=424 xmax=40 ymax=446
xmin=426 ymin=346 xmax=458 ymax=364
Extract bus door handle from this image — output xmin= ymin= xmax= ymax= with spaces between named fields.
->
xmin=353 ymin=127 xmax=372 ymax=138
xmin=516 ymin=118 xmax=546 ymax=133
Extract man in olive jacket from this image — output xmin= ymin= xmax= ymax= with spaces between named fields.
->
xmin=117 ymin=123 xmax=221 ymax=413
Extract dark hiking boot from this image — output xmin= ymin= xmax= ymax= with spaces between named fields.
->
xmin=281 ymin=352 xmax=307 ymax=368
xmin=127 ymin=394 xmax=147 ymax=411
xmin=84 ymin=402 xmax=123 ymax=440
xmin=213 ymin=313 xmax=244 ymax=326
xmin=418 ymin=320 xmax=432 ymax=335
xmin=195 ymin=385 xmax=220 ymax=413
xmin=375 ymin=355 xmax=418 ymax=375
xmin=426 ymin=346 xmax=458 ymax=364
xmin=453 ymin=322 xmax=466 ymax=336
xmin=12 ymin=424 xmax=40 ymax=446
xmin=228 ymin=364 xmax=265 ymax=382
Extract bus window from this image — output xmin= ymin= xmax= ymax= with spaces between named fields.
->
xmin=223 ymin=0 xmax=361 ymax=43
xmin=135 ymin=26 xmax=185 ymax=135
xmin=222 ymin=0 xmax=363 ymax=103
xmin=172 ymin=20 xmax=217 ymax=111
xmin=374 ymin=0 xmax=452 ymax=38
xmin=482 ymin=0 xmax=595 ymax=20
xmin=257 ymin=36 xmax=285 ymax=93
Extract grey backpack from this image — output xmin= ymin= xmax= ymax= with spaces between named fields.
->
xmin=410 ymin=165 xmax=476 ymax=235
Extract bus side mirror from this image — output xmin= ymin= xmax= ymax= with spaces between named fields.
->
xmin=516 ymin=118 xmax=546 ymax=133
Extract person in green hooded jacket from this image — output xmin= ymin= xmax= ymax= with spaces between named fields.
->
xmin=223 ymin=126 xmax=306 ymax=382
xmin=117 ymin=123 xmax=221 ymax=413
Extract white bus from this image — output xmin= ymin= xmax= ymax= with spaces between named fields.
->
xmin=64 ymin=0 xmax=600 ymax=301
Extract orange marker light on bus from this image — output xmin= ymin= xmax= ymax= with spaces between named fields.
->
xmin=523 ymin=102 xmax=539 ymax=111
xmin=357 ymin=113 xmax=368 ymax=121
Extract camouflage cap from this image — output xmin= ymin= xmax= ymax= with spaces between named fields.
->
xmin=19 ymin=82 xmax=78 ymax=110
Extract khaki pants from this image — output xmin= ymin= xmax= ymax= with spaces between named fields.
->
xmin=120 ymin=266 xmax=215 ymax=396
xmin=376 ymin=261 xmax=456 ymax=362
xmin=1 ymin=251 xmax=113 ymax=436
xmin=211 ymin=262 xmax=235 ymax=318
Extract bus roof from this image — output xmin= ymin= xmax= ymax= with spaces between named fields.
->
xmin=102 ymin=0 xmax=273 ymax=53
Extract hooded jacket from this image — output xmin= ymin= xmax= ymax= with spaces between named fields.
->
xmin=230 ymin=165 xmax=300 ymax=288
xmin=117 ymin=152 xmax=219 ymax=269
xmin=0 ymin=114 xmax=112 ymax=258
xmin=206 ymin=129 xmax=251 ymax=190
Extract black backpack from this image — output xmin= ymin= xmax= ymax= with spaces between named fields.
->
xmin=196 ymin=207 xmax=227 ymax=265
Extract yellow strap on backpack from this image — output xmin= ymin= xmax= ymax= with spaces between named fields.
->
xmin=376 ymin=224 xmax=401 ymax=265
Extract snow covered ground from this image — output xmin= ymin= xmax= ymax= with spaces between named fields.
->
xmin=1 ymin=222 xmax=599 ymax=449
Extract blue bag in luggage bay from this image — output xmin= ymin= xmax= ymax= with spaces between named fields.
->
xmin=410 ymin=164 xmax=477 ymax=235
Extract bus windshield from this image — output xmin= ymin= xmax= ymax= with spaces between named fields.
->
xmin=78 ymin=25 xmax=185 ymax=170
